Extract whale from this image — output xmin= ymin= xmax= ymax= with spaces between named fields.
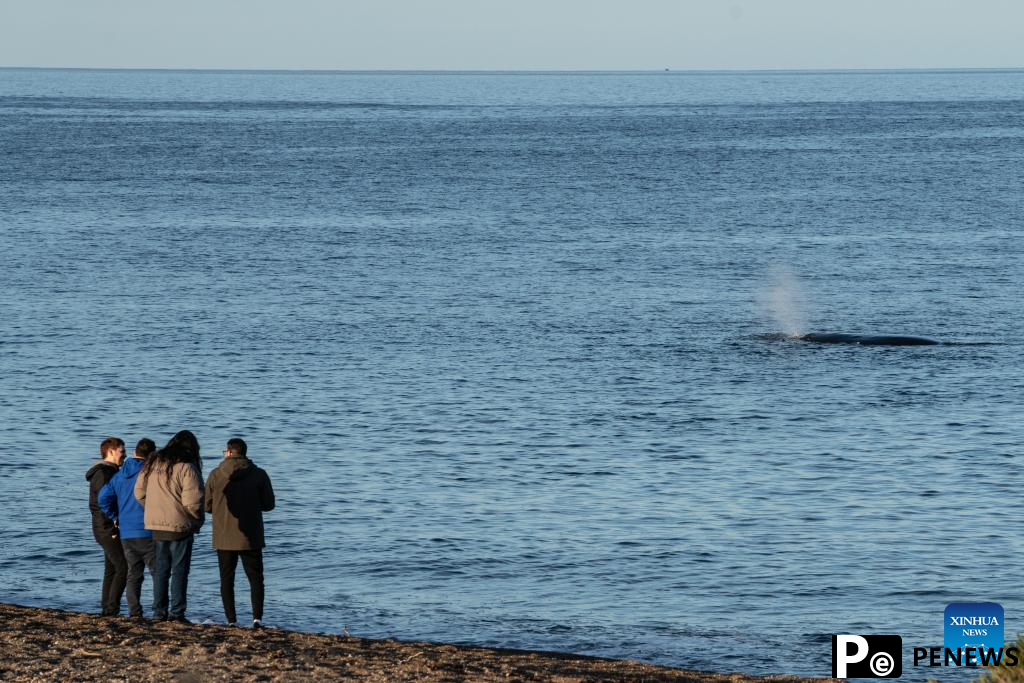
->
xmin=798 ymin=332 xmax=940 ymax=346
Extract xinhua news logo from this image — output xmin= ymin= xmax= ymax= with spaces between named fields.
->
xmin=832 ymin=635 xmax=902 ymax=678
xmin=945 ymin=603 xmax=1004 ymax=661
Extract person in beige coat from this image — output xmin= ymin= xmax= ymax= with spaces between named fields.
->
xmin=135 ymin=430 xmax=204 ymax=623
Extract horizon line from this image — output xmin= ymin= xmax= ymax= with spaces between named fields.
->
xmin=3 ymin=65 xmax=1024 ymax=75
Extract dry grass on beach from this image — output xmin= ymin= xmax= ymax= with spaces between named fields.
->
xmin=0 ymin=603 xmax=833 ymax=682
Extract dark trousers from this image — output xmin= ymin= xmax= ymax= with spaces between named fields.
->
xmin=121 ymin=537 xmax=156 ymax=617
xmin=217 ymin=549 xmax=264 ymax=623
xmin=153 ymin=535 xmax=194 ymax=619
xmin=95 ymin=532 xmax=127 ymax=616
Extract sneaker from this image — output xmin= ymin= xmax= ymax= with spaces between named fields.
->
xmin=227 ymin=622 xmax=238 ymax=627
xmin=252 ymin=620 xmax=263 ymax=630
xmin=170 ymin=616 xmax=193 ymax=625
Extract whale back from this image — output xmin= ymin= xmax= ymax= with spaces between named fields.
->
xmin=800 ymin=332 xmax=939 ymax=346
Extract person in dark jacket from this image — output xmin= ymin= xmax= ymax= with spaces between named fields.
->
xmin=86 ymin=436 xmax=126 ymax=616
xmin=204 ymin=438 xmax=275 ymax=628
xmin=99 ymin=438 xmax=157 ymax=619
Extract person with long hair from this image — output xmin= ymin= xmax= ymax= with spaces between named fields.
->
xmin=134 ymin=430 xmax=205 ymax=623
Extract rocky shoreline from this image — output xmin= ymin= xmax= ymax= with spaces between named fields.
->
xmin=0 ymin=603 xmax=831 ymax=682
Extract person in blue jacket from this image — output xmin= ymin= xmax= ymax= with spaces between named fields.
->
xmin=99 ymin=437 xmax=157 ymax=619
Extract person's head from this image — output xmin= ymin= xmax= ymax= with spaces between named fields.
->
xmin=100 ymin=437 xmax=126 ymax=465
xmin=143 ymin=430 xmax=202 ymax=481
xmin=225 ymin=438 xmax=247 ymax=459
xmin=134 ymin=437 xmax=156 ymax=460
xmin=169 ymin=430 xmax=201 ymax=471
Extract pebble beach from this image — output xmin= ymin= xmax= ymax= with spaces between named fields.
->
xmin=0 ymin=603 xmax=834 ymax=682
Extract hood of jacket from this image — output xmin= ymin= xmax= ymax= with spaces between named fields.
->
xmin=86 ymin=460 xmax=118 ymax=482
xmin=119 ymin=456 xmax=145 ymax=481
xmin=222 ymin=456 xmax=256 ymax=481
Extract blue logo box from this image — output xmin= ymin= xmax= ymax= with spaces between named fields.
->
xmin=945 ymin=602 xmax=1004 ymax=661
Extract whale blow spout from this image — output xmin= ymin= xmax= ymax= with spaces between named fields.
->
xmin=799 ymin=332 xmax=940 ymax=346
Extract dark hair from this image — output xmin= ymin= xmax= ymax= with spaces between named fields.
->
xmin=226 ymin=438 xmax=247 ymax=458
xmin=135 ymin=438 xmax=156 ymax=460
xmin=100 ymin=437 xmax=125 ymax=458
xmin=143 ymin=430 xmax=201 ymax=485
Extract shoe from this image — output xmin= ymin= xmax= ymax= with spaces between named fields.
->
xmin=127 ymin=614 xmax=147 ymax=622
xmin=252 ymin=620 xmax=263 ymax=630
xmin=227 ymin=622 xmax=238 ymax=627
xmin=152 ymin=612 xmax=168 ymax=621
xmin=170 ymin=616 xmax=192 ymax=625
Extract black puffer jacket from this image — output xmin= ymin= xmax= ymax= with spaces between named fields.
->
xmin=86 ymin=461 xmax=119 ymax=541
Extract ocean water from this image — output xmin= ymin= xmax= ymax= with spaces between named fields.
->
xmin=1 ymin=68 xmax=1023 ymax=680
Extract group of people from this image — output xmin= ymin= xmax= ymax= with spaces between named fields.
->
xmin=86 ymin=430 xmax=276 ymax=628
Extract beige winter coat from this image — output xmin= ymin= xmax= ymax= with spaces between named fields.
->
xmin=134 ymin=461 xmax=205 ymax=533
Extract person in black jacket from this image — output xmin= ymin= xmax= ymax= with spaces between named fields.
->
xmin=204 ymin=438 xmax=275 ymax=628
xmin=86 ymin=436 xmax=127 ymax=616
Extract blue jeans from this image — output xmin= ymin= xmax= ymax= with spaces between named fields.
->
xmin=152 ymin=535 xmax=194 ymax=619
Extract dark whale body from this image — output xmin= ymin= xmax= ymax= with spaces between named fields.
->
xmin=799 ymin=332 xmax=940 ymax=346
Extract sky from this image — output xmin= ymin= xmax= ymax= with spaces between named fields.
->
xmin=1 ymin=0 xmax=1022 ymax=71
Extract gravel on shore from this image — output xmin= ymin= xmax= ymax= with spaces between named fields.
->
xmin=0 ymin=603 xmax=833 ymax=682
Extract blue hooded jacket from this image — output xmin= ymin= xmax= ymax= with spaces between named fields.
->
xmin=98 ymin=457 xmax=151 ymax=539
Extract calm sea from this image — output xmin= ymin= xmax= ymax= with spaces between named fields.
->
xmin=1 ymin=69 xmax=1023 ymax=680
